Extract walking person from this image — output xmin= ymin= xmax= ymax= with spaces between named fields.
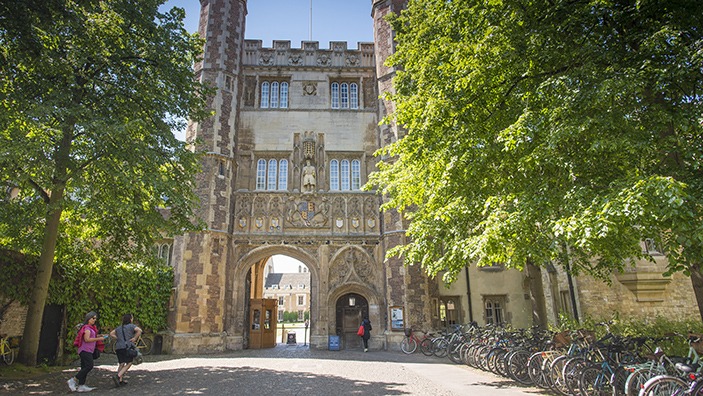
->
xmin=109 ymin=313 xmax=142 ymax=387
xmin=67 ymin=311 xmax=107 ymax=392
xmin=361 ymin=316 xmax=372 ymax=352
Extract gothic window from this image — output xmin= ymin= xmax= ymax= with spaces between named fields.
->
xmin=278 ymin=159 xmax=288 ymax=190
xmin=330 ymin=81 xmax=359 ymax=109
xmin=260 ymin=82 xmax=270 ymax=108
xmin=279 ymin=82 xmax=289 ymax=108
xmin=267 ymin=159 xmax=277 ymax=190
xmin=331 ymin=82 xmax=339 ymax=109
xmin=350 ymin=83 xmax=359 ymax=109
xmin=484 ymin=296 xmax=506 ymax=325
xmin=329 ymin=160 xmax=340 ymax=190
xmin=218 ymin=160 xmax=225 ymax=177
xmin=270 ymin=82 xmax=279 ymax=108
xmin=155 ymin=243 xmax=171 ymax=265
xmin=256 ymin=158 xmax=288 ymax=191
xmin=341 ymin=83 xmax=349 ymax=108
xmin=340 ymin=160 xmax=350 ymax=190
xmin=329 ymin=158 xmax=362 ymax=191
xmin=351 ymin=160 xmax=361 ymax=190
xmin=256 ymin=159 xmax=266 ymax=190
xmin=260 ymin=80 xmax=289 ymax=109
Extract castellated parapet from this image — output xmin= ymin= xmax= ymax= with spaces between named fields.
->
xmin=243 ymin=40 xmax=376 ymax=68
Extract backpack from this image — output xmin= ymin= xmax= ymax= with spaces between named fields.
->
xmin=73 ymin=325 xmax=86 ymax=347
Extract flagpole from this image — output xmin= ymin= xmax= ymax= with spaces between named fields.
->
xmin=309 ymin=0 xmax=312 ymax=41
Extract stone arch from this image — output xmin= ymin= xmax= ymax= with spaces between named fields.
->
xmin=227 ymin=244 xmax=319 ymax=349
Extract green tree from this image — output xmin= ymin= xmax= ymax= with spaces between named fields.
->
xmin=0 ymin=0 xmax=209 ymax=365
xmin=369 ymin=0 xmax=703 ymax=319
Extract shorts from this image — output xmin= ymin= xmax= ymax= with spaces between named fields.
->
xmin=115 ymin=348 xmax=134 ymax=364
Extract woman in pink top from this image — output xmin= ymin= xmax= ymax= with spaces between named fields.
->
xmin=67 ymin=311 xmax=107 ymax=393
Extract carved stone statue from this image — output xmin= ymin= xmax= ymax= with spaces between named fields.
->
xmin=302 ymin=160 xmax=316 ymax=192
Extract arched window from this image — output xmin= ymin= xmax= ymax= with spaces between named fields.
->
xmin=256 ymin=159 xmax=266 ymax=190
xmin=159 ymin=244 xmax=171 ymax=265
xmin=331 ymin=82 xmax=340 ymax=109
xmin=280 ymin=82 xmax=289 ymax=108
xmin=260 ymin=82 xmax=270 ymax=108
xmin=340 ymin=160 xmax=350 ymax=190
xmin=351 ymin=160 xmax=361 ymax=190
xmin=350 ymin=83 xmax=359 ymax=109
xmin=278 ymin=159 xmax=288 ymax=190
xmin=270 ymin=82 xmax=279 ymax=108
xmin=340 ymin=83 xmax=349 ymax=108
xmin=267 ymin=159 xmax=277 ymax=190
xmin=329 ymin=160 xmax=339 ymax=190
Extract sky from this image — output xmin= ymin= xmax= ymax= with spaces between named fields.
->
xmin=162 ymin=0 xmax=375 ymax=49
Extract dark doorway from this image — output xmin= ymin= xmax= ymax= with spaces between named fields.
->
xmin=335 ymin=293 xmax=368 ymax=350
xmin=38 ymin=304 xmax=63 ymax=365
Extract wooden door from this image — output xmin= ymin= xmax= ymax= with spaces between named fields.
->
xmin=249 ymin=299 xmax=277 ymax=349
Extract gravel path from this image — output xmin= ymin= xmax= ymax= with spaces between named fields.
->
xmin=0 ymin=345 xmax=550 ymax=395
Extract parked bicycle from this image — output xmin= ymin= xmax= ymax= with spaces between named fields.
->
xmin=0 ymin=333 xmax=14 ymax=365
xmin=110 ymin=333 xmax=153 ymax=355
xmin=401 ymin=328 xmax=434 ymax=355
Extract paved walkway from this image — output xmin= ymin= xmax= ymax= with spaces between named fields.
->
xmin=0 ymin=345 xmax=550 ymax=395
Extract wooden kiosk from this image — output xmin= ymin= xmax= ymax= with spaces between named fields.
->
xmin=249 ymin=298 xmax=277 ymax=349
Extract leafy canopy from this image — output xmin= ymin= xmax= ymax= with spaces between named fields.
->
xmin=368 ymin=0 xmax=703 ymax=283
xmin=0 ymin=0 xmax=209 ymax=263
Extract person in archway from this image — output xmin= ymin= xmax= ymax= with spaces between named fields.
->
xmin=361 ymin=316 xmax=372 ymax=352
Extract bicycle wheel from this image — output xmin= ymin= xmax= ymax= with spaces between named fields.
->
xmin=138 ymin=336 xmax=153 ymax=355
xmin=549 ymin=355 xmax=569 ymax=396
xmin=624 ymin=367 xmax=659 ymax=396
xmin=433 ymin=338 xmax=448 ymax=358
xmin=579 ymin=364 xmax=611 ymax=396
xmin=507 ymin=349 xmax=532 ymax=385
xmin=528 ymin=352 xmax=548 ymax=388
xmin=640 ymin=375 xmax=687 ymax=396
xmin=1 ymin=341 xmax=13 ymax=365
xmin=563 ymin=356 xmax=587 ymax=396
xmin=419 ymin=337 xmax=434 ymax=356
xmin=400 ymin=337 xmax=417 ymax=354
xmin=447 ymin=340 xmax=464 ymax=364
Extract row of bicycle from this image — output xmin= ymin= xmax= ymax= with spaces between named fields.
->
xmin=401 ymin=323 xmax=703 ymax=395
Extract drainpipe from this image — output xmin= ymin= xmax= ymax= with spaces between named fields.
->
xmin=464 ymin=266 xmax=474 ymax=322
xmin=564 ymin=244 xmax=580 ymax=323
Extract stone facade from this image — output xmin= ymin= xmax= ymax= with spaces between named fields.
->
xmin=165 ymin=0 xmax=699 ymax=355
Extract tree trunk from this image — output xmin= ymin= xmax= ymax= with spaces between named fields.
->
xmin=17 ymin=188 xmax=64 ymax=366
xmin=526 ymin=259 xmax=548 ymax=329
xmin=690 ymin=264 xmax=703 ymax=323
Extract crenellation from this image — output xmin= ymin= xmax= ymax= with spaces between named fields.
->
xmin=242 ymin=39 xmax=376 ymax=68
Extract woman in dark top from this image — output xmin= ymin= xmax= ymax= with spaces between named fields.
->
xmin=361 ymin=316 xmax=372 ymax=352
xmin=109 ymin=313 xmax=142 ymax=387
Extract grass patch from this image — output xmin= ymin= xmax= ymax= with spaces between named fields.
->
xmin=0 ymin=362 xmax=67 ymax=380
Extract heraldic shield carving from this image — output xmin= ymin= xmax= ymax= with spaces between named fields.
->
xmin=286 ymin=196 xmax=328 ymax=227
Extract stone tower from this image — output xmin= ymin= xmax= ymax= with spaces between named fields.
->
xmin=169 ymin=0 xmax=247 ymax=351
xmin=372 ymin=0 xmax=437 ymax=336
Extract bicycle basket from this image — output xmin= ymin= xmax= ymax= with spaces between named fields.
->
xmin=404 ymin=328 xmax=412 ymax=337
xmin=554 ymin=331 xmax=571 ymax=348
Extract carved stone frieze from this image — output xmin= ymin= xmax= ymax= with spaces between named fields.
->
xmin=328 ymin=247 xmax=375 ymax=291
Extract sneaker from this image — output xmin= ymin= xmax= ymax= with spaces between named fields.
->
xmin=112 ymin=374 xmax=120 ymax=387
xmin=77 ymin=385 xmax=95 ymax=392
xmin=120 ymin=380 xmax=128 ymax=385
xmin=67 ymin=377 xmax=77 ymax=392
xmin=364 ymin=348 xmax=368 ymax=352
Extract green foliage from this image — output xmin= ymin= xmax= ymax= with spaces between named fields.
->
xmin=0 ymin=0 xmax=209 ymax=363
xmin=552 ymin=312 xmax=703 ymax=357
xmin=283 ymin=311 xmax=299 ymax=323
xmin=369 ymin=0 xmax=703 ymax=288
xmin=0 ymin=249 xmax=173 ymax=350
